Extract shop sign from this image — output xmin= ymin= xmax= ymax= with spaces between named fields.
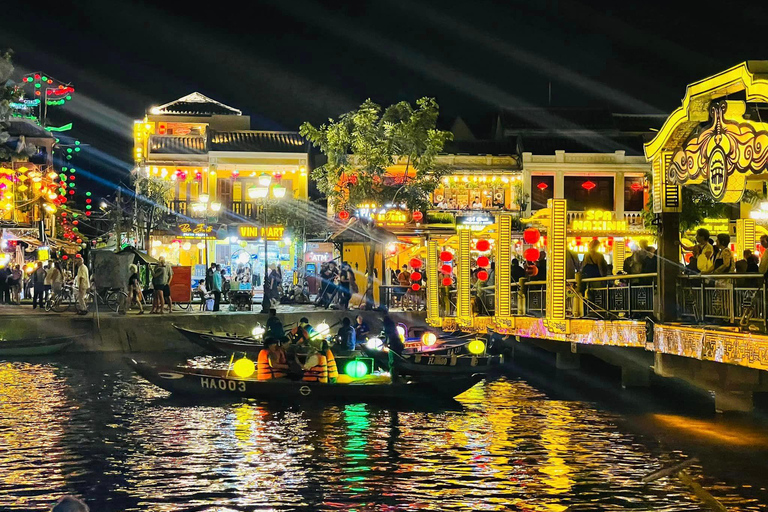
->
xmin=456 ymin=214 xmax=494 ymax=228
xmin=374 ymin=209 xmax=409 ymax=228
xmin=305 ymin=252 xmax=331 ymax=263
xmin=686 ymin=218 xmax=732 ymax=237
xmin=238 ymin=225 xmax=286 ymax=240
xmin=179 ymin=223 xmax=215 ymax=239
xmin=570 ymin=210 xmax=628 ymax=233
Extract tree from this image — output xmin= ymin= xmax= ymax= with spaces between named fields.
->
xmin=300 ymin=97 xmax=453 ymax=213
xmin=0 ymin=50 xmax=27 ymax=162
xmin=132 ymin=174 xmax=175 ymax=250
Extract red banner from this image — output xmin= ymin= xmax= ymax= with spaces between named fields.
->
xmin=169 ymin=266 xmax=191 ymax=302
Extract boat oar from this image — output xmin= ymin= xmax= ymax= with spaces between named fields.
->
xmin=641 ymin=458 xmax=726 ymax=512
xmin=225 ymin=352 xmax=235 ymax=378
xmin=641 ymin=458 xmax=698 ymax=483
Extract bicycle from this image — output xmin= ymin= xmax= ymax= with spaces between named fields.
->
xmin=85 ymin=287 xmax=129 ymax=313
xmin=45 ymin=283 xmax=76 ymax=312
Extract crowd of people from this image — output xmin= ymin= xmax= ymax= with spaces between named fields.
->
xmin=0 ymin=256 xmax=90 ymax=314
xmin=314 ymin=260 xmax=359 ymax=310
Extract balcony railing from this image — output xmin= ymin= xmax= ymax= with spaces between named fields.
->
xmin=678 ymin=274 xmax=765 ymax=331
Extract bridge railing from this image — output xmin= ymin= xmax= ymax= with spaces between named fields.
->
xmin=677 ymin=274 xmax=765 ymax=329
xmin=579 ymin=273 xmax=656 ymax=319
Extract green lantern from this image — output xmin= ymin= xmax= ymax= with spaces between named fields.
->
xmin=344 ymin=360 xmax=369 ymax=379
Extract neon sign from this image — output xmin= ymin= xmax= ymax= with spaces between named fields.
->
xmin=179 ymin=223 xmax=215 ymax=239
xmin=570 ymin=210 xmax=628 ymax=232
xmin=238 ymin=225 xmax=286 ymax=240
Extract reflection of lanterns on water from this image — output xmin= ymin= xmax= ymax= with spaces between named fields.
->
xmin=251 ymin=325 xmax=265 ymax=338
xmin=316 ymin=322 xmax=330 ymax=337
xmin=232 ymin=357 xmax=255 ymax=378
xmin=344 ymin=360 xmax=369 ymax=379
xmin=422 ymin=332 xmax=437 ymax=346
xmin=366 ymin=337 xmax=383 ymax=350
xmin=468 ymin=339 xmax=485 ymax=355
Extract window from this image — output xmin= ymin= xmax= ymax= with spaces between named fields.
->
xmin=563 ymin=176 xmax=614 ymax=211
xmin=624 ymin=176 xmax=645 ymax=211
xmin=531 ymin=176 xmax=554 ymax=210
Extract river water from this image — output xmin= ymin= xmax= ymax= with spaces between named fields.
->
xmin=1 ymin=354 xmax=767 ymax=511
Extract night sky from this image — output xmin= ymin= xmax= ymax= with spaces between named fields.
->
xmin=2 ymin=0 xmax=768 ymax=196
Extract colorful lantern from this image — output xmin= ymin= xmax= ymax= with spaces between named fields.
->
xmin=523 ymin=228 xmax=541 ymax=244
xmin=411 ymin=283 xmax=421 ymax=291
xmin=440 ymin=251 xmax=453 ymax=262
xmin=421 ymin=332 xmax=437 ymax=346
xmin=477 ymin=256 xmax=490 ymax=268
xmin=524 ymin=247 xmax=540 ymax=262
xmin=412 ymin=211 xmax=423 ymax=222
xmin=344 ymin=360 xmax=369 ymax=379
xmin=477 ymin=270 xmax=489 ymax=281
xmin=409 ymin=258 xmax=423 ymax=269
xmin=232 ymin=357 xmax=255 ymax=378
xmin=338 ymin=210 xmax=350 ymax=220
xmin=410 ymin=272 xmax=422 ymax=281
xmin=476 ymin=239 xmax=490 ymax=252
xmin=468 ymin=339 xmax=486 ymax=355
xmin=440 ymin=264 xmax=452 ymax=274
xmin=442 ymin=277 xmax=453 ymax=286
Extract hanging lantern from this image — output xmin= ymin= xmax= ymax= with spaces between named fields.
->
xmin=524 ymin=247 xmax=540 ymax=262
xmin=525 ymin=264 xmax=539 ymax=277
xmin=412 ymin=211 xmax=423 ymax=223
xmin=475 ymin=239 xmax=490 ymax=252
xmin=440 ymin=251 xmax=453 ymax=262
xmin=338 ymin=210 xmax=350 ymax=220
xmin=523 ymin=228 xmax=541 ymax=244
xmin=477 ymin=256 xmax=490 ymax=268
xmin=410 ymin=271 xmax=422 ymax=281
xmin=411 ymin=283 xmax=421 ymax=291
xmin=440 ymin=264 xmax=452 ymax=274
xmin=409 ymin=258 xmax=423 ymax=269
xmin=441 ymin=277 xmax=453 ymax=286
xmin=477 ymin=270 xmax=489 ymax=281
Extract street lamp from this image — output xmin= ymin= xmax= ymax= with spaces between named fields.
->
xmin=248 ymin=179 xmax=286 ymax=313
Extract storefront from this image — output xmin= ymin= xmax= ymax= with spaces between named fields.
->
xmin=432 ymin=175 xmax=518 ymax=210
xmin=149 ymin=222 xmax=221 ymax=282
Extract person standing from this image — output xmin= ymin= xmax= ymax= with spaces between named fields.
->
xmin=265 ymin=308 xmax=284 ymax=341
xmin=74 ymin=256 xmax=90 ymax=315
xmin=151 ymin=258 xmax=167 ymax=314
xmin=336 ymin=316 xmax=357 ymax=351
xmin=712 ymin=234 xmax=735 ymax=274
xmin=164 ymin=262 xmax=174 ymax=313
xmin=43 ymin=264 xmax=53 ymax=302
xmin=9 ymin=264 xmax=22 ymax=305
xmin=0 ymin=265 xmax=9 ymax=305
xmin=355 ymin=314 xmax=370 ymax=340
xmin=48 ymin=261 xmax=64 ymax=302
xmin=128 ymin=264 xmax=144 ymax=314
xmin=211 ymin=263 xmax=222 ymax=311
xmin=338 ymin=262 xmax=352 ymax=310
xmin=31 ymin=262 xmax=46 ymax=310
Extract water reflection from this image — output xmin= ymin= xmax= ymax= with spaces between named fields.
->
xmin=0 ymin=356 xmax=765 ymax=511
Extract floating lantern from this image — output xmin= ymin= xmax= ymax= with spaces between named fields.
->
xmin=232 ymin=357 xmax=255 ymax=378
xmin=442 ymin=277 xmax=453 ymax=286
xmin=409 ymin=258 xmax=423 ymax=269
xmin=410 ymin=272 xmax=422 ymax=281
xmin=477 ymin=270 xmax=489 ymax=281
xmin=344 ymin=360 xmax=369 ymax=379
xmin=475 ymin=239 xmax=490 ymax=252
xmin=440 ymin=251 xmax=453 ymax=262
xmin=411 ymin=283 xmax=421 ymax=291
xmin=422 ymin=332 xmax=437 ymax=346
xmin=467 ymin=339 xmax=486 ymax=355
xmin=523 ymin=228 xmax=541 ymax=244
xmin=477 ymin=256 xmax=490 ymax=268
xmin=524 ymin=247 xmax=540 ymax=262
xmin=440 ymin=264 xmax=452 ymax=274
xmin=366 ymin=337 xmax=383 ymax=350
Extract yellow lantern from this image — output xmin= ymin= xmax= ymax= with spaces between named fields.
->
xmin=421 ymin=332 xmax=437 ymax=347
xmin=467 ymin=339 xmax=486 ymax=355
xmin=232 ymin=357 xmax=255 ymax=378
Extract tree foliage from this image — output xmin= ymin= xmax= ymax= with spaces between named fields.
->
xmin=300 ymin=98 xmax=453 ymax=213
xmin=132 ymin=174 xmax=175 ymax=248
xmin=0 ymin=50 xmax=24 ymax=162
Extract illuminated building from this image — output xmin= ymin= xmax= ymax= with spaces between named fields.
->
xmin=134 ymin=92 xmax=309 ymax=289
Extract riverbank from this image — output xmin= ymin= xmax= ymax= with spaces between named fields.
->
xmin=0 ymin=306 xmax=428 ymax=352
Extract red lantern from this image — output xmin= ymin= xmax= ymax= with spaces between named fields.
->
xmin=524 ymin=247 xmax=540 ymax=262
xmin=409 ymin=258 xmax=423 ymax=269
xmin=442 ymin=277 xmax=453 ymax=286
xmin=525 ymin=264 xmax=539 ymax=277
xmin=440 ymin=264 xmax=452 ymax=274
xmin=477 ymin=270 xmax=489 ymax=281
xmin=477 ymin=256 xmax=490 ymax=268
xmin=411 ymin=283 xmax=421 ymax=291
xmin=412 ymin=211 xmax=423 ymax=223
xmin=338 ymin=210 xmax=350 ymax=220
xmin=440 ymin=251 xmax=453 ymax=262
xmin=523 ymin=228 xmax=540 ymax=244
xmin=62 ymin=255 xmax=68 ymax=260
xmin=476 ymin=239 xmax=490 ymax=252
xmin=410 ymin=272 xmax=422 ymax=281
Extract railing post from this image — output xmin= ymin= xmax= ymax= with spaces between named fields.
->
xmin=518 ymin=278 xmax=527 ymax=315
xmin=728 ymin=279 xmax=735 ymax=324
xmin=573 ymin=273 xmax=583 ymax=317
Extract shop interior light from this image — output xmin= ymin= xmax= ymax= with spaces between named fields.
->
xmin=182 ymin=242 xmax=192 ymax=251
xmin=199 ymin=194 xmax=209 ymax=203
xmin=252 ymin=186 xmax=268 ymax=199
xmin=258 ymin=173 xmax=272 ymax=187
xmin=272 ymin=184 xmax=286 ymax=198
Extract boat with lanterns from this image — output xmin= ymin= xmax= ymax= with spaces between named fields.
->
xmin=127 ymin=357 xmax=482 ymax=402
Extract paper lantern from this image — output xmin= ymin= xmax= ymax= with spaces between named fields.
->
xmin=477 ymin=256 xmax=490 ymax=268
xmin=366 ymin=337 xmax=383 ymax=350
xmin=412 ymin=211 xmax=423 ymax=222
xmin=476 ymin=239 xmax=490 ymax=252
xmin=477 ymin=270 xmax=489 ymax=281
xmin=523 ymin=228 xmax=541 ymax=244
xmin=409 ymin=258 xmax=423 ymax=269
xmin=440 ymin=251 xmax=453 ymax=262
xmin=410 ymin=272 xmax=422 ymax=281
xmin=468 ymin=339 xmax=486 ymax=355
xmin=345 ymin=360 xmax=369 ymax=378
xmin=525 ymin=265 xmax=539 ymax=277
xmin=422 ymin=332 xmax=437 ymax=346
xmin=442 ymin=277 xmax=453 ymax=286
xmin=338 ymin=210 xmax=350 ymax=220
xmin=524 ymin=247 xmax=540 ymax=262
xmin=232 ymin=357 xmax=255 ymax=378
xmin=411 ymin=283 xmax=421 ymax=291
xmin=440 ymin=264 xmax=452 ymax=274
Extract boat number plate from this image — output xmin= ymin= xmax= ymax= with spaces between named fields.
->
xmin=300 ymin=385 xmax=312 ymax=396
xmin=200 ymin=377 xmax=246 ymax=392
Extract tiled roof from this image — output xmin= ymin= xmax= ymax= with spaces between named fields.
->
xmin=148 ymin=135 xmax=207 ymax=154
xmin=208 ymin=131 xmax=308 ymax=153
xmin=151 ymin=92 xmax=242 ymax=116
xmin=519 ymin=134 xmax=648 ymax=156
xmin=7 ymin=120 xmax=54 ymax=139
xmin=442 ymin=139 xmax=519 ymax=156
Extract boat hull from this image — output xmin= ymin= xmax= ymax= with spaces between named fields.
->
xmin=174 ymin=325 xmax=261 ymax=354
xmin=364 ymin=347 xmax=501 ymax=376
xmin=0 ymin=338 xmax=75 ymax=356
xmin=128 ymin=359 xmax=481 ymax=402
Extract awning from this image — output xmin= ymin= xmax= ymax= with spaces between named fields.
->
xmin=116 ymin=246 xmax=159 ymax=265
xmin=327 ymin=219 xmax=398 ymax=244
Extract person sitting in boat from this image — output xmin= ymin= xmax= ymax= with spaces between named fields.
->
xmin=257 ymin=338 xmax=289 ymax=380
xmin=355 ymin=315 xmax=370 ymax=342
xmin=382 ymin=316 xmax=405 ymax=382
xmin=301 ymin=346 xmax=328 ymax=383
xmin=265 ymin=308 xmax=285 ymax=341
xmin=336 ymin=317 xmax=357 ymax=352
xmin=289 ymin=317 xmax=312 ymax=345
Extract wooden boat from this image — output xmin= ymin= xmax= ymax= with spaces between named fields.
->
xmin=0 ymin=336 xmax=75 ymax=356
xmin=127 ymin=359 xmax=482 ymax=402
xmin=363 ymin=347 xmax=502 ymax=377
xmin=174 ymin=325 xmax=261 ymax=353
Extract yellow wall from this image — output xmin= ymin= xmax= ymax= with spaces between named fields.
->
xmin=343 ymin=243 xmax=383 ymax=307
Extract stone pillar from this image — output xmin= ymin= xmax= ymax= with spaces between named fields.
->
xmin=495 ymin=214 xmax=512 ymax=319
xmin=656 ymin=212 xmax=680 ymax=322
xmin=621 ymin=365 xmax=651 ymax=388
xmin=556 ymin=351 xmax=581 ymax=370
xmin=426 ymin=238 xmax=439 ymax=324
xmin=714 ymin=390 xmax=753 ymax=413
xmin=456 ymin=229 xmax=472 ymax=322
xmin=615 ymin=172 xmax=625 ymax=219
